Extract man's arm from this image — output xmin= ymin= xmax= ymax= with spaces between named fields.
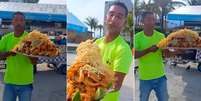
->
xmin=135 ymin=45 xmax=158 ymax=59
xmin=113 ymin=71 xmax=126 ymax=91
xmin=0 ymin=52 xmax=16 ymax=60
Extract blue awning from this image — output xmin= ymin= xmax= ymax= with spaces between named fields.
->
xmin=67 ymin=12 xmax=88 ymax=33
xmin=167 ymin=6 xmax=201 ymax=21
xmin=0 ymin=11 xmax=66 ymax=22
xmin=0 ymin=2 xmax=87 ymax=33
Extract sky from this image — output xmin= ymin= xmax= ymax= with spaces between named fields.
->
xmin=67 ymin=0 xmax=185 ymax=26
xmin=67 ymin=0 xmax=187 ymax=37
xmin=67 ymin=0 xmax=134 ymax=38
xmin=68 ymin=0 xmax=134 ymax=25
xmin=67 ymin=0 xmax=106 ymax=25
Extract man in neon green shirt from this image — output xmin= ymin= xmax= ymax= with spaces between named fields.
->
xmin=135 ymin=11 xmax=181 ymax=101
xmin=0 ymin=12 xmax=37 ymax=101
xmin=95 ymin=2 xmax=132 ymax=101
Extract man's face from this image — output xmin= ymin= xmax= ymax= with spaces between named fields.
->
xmin=12 ymin=14 xmax=25 ymax=31
xmin=106 ymin=5 xmax=126 ymax=34
xmin=142 ymin=14 xmax=155 ymax=29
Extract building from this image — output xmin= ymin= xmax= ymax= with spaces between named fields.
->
xmin=0 ymin=2 xmax=66 ymax=35
xmin=167 ymin=6 xmax=201 ymax=34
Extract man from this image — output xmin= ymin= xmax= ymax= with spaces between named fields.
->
xmin=95 ymin=2 xmax=132 ymax=101
xmin=134 ymin=11 xmax=177 ymax=101
xmin=0 ymin=12 xmax=37 ymax=101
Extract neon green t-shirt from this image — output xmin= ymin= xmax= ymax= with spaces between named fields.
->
xmin=0 ymin=31 xmax=34 ymax=85
xmin=135 ymin=30 xmax=165 ymax=80
xmin=95 ymin=35 xmax=132 ymax=101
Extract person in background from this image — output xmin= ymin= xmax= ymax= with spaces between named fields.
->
xmin=49 ymin=31 xmax=56 ymax=43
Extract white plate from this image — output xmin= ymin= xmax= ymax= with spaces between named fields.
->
xmin=14 ymin=52 xmax=50 ymax=58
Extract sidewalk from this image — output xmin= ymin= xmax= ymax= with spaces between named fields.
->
xmin=0 ymin=64 xmax=66 ymax=101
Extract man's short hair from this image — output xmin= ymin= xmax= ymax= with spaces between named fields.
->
xmin=141 ymin=11 xmax=154 ymax=21
xmin=109 ymin=1 xmax=128 ymax=17
xmin=13 ymin=11 xmax=25 ymax=19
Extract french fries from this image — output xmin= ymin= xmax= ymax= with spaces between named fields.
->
xmin=12 ymin=30 xmax=60 ymax=57
xmin=67 ymin=40 xmax=114 ymax=101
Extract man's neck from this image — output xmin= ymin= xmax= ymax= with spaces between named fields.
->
xmin=104 ymin=32 xmax=119 ymax=43
xmin=143 ymin=28 xmax=154 ymax=36
xmin=14 ymin=30 xmax=24 ymax=37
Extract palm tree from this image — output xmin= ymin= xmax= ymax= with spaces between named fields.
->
xmin=85 ymin=17 xmax=93 ymax=33
xmin=85 ymin=17 xmax=98 ymax=37
xmin=123 ymin=12 xmax=134 ymax=48
xmin=92 ymin=20 xmax=98 ymax=38
xmin=135 ymin=0 xmax=186 ymax=32
xmin=97 ymin=24 xmax=103 ymax=38
xmin=134 ymin=0 xmax=141 ymax=26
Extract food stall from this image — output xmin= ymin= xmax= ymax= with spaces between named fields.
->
xmin=0 ymin=2 xmax=67 ymax=73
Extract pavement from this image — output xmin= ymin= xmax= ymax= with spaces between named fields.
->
xmin=0 ymin=63 xmax=66 ymax=101
xmin=135 ymin=61 xmax=201 ymax=101
xmin=1 ymin=52 xmax=200 ymax=101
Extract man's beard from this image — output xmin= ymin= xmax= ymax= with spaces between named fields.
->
xmin=14 ymin=24 xmax=25 ymax=30
xmin=106 ymin=22 xmax=121 ymax=34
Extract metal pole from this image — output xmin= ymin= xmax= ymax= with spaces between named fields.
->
xmin=161 ymin=7 xmax=164 ymax=33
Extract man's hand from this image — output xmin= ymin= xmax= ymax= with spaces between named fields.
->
xmin=113 ymin=72 xmax=126 ymax=91
xmin=148 ymin=45 xmax=158 ymax=52
xmin=0 ymin=51 xmax=16 ymax=60
xmin=28 ymin=56 xmax=38 ymax=65
xmin=8 ymin=51 xmax=16 ymax=56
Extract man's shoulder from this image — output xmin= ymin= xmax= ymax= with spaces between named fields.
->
xmin=135 ymin=31 xmax=144 ymax=37
xmin=117 ymin=36 xmax=131 ymax=50
xmin=95 ymin=37 xmax=104 ymax=44
xmin=154 ymin=30 xmax=165 ymax=37
xmin=135 ymin=31 xmax=145 ymax=41
xmin=135 ymin=31 xmax=144 ymax=42
xmin=2 ymin=32 xmax=13 ymax=39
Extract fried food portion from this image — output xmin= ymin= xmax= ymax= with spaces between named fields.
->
xmin=67 ymin=40 xmax=114 ymax=101
xmin=12 ymin=30 xmax=60 ymax=57
xmin=157 ymin=29 xmax=201 ymax=48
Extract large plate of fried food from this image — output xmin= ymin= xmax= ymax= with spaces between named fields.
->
xmin=67 ymin=40 xmax=114 ymax=101
xmin=157 ymin=29 xmax=201 ymax=49
xmin=12 ymin=30 xmax=60 ymax=57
